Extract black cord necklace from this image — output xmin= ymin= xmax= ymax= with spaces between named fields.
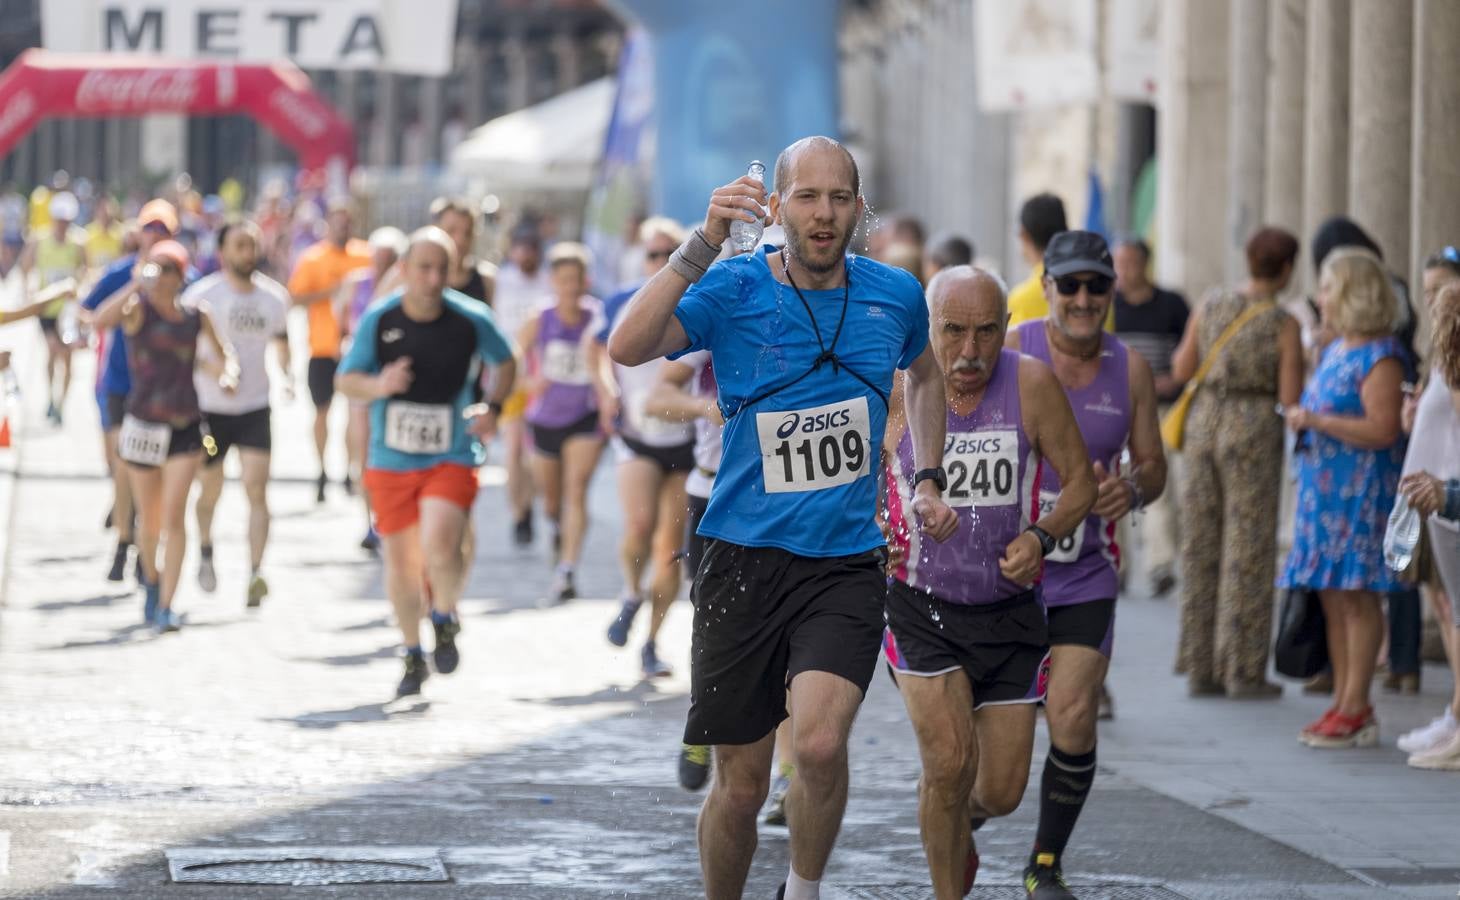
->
xmin=782 ymin=253 xmax=850 ymax=373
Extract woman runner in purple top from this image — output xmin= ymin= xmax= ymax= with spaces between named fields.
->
xmin=92 ymin=239 xmax=238 ymax=633
xmin=518 ymin=243 xmax=616 ymax=604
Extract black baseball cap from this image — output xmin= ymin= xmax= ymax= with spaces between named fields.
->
xmin=1044 ymin=230 xmax=1116 ymax=279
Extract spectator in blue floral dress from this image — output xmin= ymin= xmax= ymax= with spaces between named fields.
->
xmin=1280 ymin=247 xmax=1406 ymax=750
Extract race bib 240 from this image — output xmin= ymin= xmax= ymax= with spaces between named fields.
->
xmin=943 ymin=429 xmax=1019 ymax=508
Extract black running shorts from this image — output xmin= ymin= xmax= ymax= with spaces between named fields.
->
xmin=883 ymin=581 xmax=1050 ymax=709
xmin=529 ymin=410 xmax=600 ymax=458
xmin=1046 ymin=598 xmax=1116 ymax=658
xmin=202 ymin=407 xmax=272 ymax=466
xmin=684 ymin=539 xmax=887 ymax=746
xmin=620 ymin=434 xmax=695 ymax=474
xmin=307 ymin=357 xmax=338 ymax=408
xmin=683 ymin=493 xmax=710 ymax=580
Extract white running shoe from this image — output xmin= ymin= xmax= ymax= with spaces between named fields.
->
xmin=1397 ymin=709 xmax=1457 ymax=755
xmin=1407 ymin=729 xmax=1460 ymax=771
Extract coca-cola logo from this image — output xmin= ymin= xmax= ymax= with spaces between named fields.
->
xmin=75 ymin=69 xmax=200 ymax=113
xmin=0 ymin=90 xmax=36 ymax=143
xmin=268 ymin=89 xmax=328 ymax=139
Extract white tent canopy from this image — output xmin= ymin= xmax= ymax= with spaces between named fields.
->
xmin=450 ymin=76 xmax=616 ymax=192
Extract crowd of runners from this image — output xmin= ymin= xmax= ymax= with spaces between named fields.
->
xmin=2 ymin=130 xmax=1457 ymax=900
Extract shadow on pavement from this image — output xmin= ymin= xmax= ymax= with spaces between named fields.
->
xmin=269 ymin=699 xmax=433 ymax=729
xmin=34 ymin=591 xmax=132 ymax=613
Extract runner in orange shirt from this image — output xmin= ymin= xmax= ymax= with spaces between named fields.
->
xmin=288 ymin=200 xmax=371 ymax=502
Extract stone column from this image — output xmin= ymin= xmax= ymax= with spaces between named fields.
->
xmin=1156 ymin=0 xmax=1230 ymax=298
xmin=1226 ymin=0 xmax=1269 ymax=280
xmin=420 ymin=77 xmax=445 ymax=164
xmin=1263 ymin=0 xmax=1305 ymax=235
xmin=1301 ymin=0 xmax=1349 ymax=287
xmin=551 ymin=29 xmax=581 ymax=93
xmin=461 ymin=38 xmax=487 ymax=129
xmin=1347 ymin=0 xmax=1411 ymax=270
xmin=371 ymin=73 xmax=400 ymax=168
xmin=1411 ymin=0 xmax=1460 ymax=341
xmin=502 ymin=31 xmax=531 ymax=113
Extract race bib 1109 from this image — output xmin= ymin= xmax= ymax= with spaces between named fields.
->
xmin=943 ymin=429 xmax=1019 ymax=507
xmin=756 ymin=397 xmax=871 ymax=494
xmin=384 ymin=402 xmax=452 ymax=455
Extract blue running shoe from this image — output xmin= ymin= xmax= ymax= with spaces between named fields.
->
xmin=606 ymin=596 xmax=641 ymax=647
xmin=142 ymin=581 xmax=160 ymax=625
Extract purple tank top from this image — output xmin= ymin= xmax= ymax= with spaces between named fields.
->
xmin=527 ymin=303 xmax=598 ymax=428
xmin=890 ymin=349 xmax=1038 ymax=605
xmin=1015 ymin=319 xmax=1130 ymax=606
xmin=348 ymin=274 xmax=376 ymax=332
xmin=125 ymin=298 xmax=202 ymax=428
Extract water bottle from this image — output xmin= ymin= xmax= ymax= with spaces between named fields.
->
xmin=58 ymin=301 xmax=80 ymax=347
xmin=728 ymin=161 xmax=766 ymax=254
xmin=1383 ymin=493 xmax=1423 ymax=572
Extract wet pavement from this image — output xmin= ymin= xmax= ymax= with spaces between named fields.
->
xmin=1 ymin=348 xmax=1458 ymax=899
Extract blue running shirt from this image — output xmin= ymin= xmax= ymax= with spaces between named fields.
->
xmin=670 ymin=246 xmax=928 ymax=557
xmin=339 ymin=289 xmax=514 ymax=472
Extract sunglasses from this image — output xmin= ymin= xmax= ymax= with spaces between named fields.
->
xmin=1053 ymin=274 xmax=1113 ymax=296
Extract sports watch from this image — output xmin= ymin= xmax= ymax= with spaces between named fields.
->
xmin=1025 ymin=524 xmax=1057 ymax=557
xmin=913 ymin=467 xmax=948 ymax=493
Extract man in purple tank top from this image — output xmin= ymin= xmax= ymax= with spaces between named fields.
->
xmin=1006 ymin=231 xmax=1167 ymax=899
xmin=882 ymin=267 xmax=1095 ymax=898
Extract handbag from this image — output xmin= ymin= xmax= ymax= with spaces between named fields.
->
xmin=1160 ymin=300 xmax=1275 ymax=451
xmin=1273 ymin=588 xmax=1328 ymax=679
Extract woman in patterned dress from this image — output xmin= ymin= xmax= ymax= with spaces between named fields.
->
xmin=1173 ymin=228 xmax=1304 ymax=697
xmin=1280 ymin=248 xmax=1407 ymax=749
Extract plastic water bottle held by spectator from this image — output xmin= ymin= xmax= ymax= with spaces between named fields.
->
xmin=1383 ymin=494 xmax=1422 ymax=572
xmin=729 ymin=161 xmax=766 ymax=255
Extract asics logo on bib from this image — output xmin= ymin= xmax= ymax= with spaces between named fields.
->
xmin=776 ymin=408 xmax=853 ymax=440
xmin=946 ymin=434 xmax=1006 ymax=455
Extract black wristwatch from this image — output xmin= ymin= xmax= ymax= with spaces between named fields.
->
xmin=1025 ymin=524 xmax=1057 ymax=557
xmin=486 ymin=400 xmax=504 ymax=416
xmin=913 ymin=467 xmax=948 ymax=493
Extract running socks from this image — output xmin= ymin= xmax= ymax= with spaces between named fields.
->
xmin=1033 ymin=743 xmax=1096 ymax=862
xmin=783 ymin=869 xmax=820 ymax=900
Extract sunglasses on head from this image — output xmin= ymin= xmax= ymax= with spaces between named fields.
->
xmin=1053 ymin=274 xmax=1113 ymax=296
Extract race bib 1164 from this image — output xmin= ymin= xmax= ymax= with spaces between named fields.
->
xmin=384 ymin=402 xmax=453 ymax=455
xmin=756 ymin=397 xmax=871 ymax=494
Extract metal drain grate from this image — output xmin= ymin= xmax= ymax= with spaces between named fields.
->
xmin=166 ymin=846 xmax=449 ymax=885
xmin=838 ymin=887 xmax=1190 ymax=900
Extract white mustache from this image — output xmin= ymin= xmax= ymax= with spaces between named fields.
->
xmin=951 ymin=358 xmax=987 ymax=374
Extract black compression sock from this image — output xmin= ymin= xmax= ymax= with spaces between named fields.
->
xmin=1032 ymin=743 xmax=1097 ymax=864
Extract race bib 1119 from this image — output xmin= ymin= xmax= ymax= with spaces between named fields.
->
xmin=118 ymin=415 xmax=171 ymax=467
xmin=756 ymin=397 xmax=871 ymax=494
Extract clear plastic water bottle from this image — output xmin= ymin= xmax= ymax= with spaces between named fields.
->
xmin=728 ymin=160 xmax=766 ymax=255
xmin=58 ymin=301 xmax=80 ymax=347
xmin=1383 ymin=494 xmax=1423 ymax=572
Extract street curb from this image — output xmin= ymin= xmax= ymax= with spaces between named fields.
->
xmin=0 ymin=329 xmax=42 ymax=609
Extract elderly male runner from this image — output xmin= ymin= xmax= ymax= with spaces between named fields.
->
xmin=883 ymin=266 xmax=1095 ymax=898
xmin=1006 ymin=231 xmax=1167 ymax=899
xmin=610 ymin=136 xmax=958 ymax=900
xmin=337 ymin=227 xmax=518 ymax=698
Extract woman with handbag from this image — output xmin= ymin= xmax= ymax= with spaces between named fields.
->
xmin=1280 ymin=248 xmax=1407 ymax=749
xmin=1170 ymin=228 xmax=1304 ymax=697
xmin=1395 ymin=259 xmax=1460 ymax=769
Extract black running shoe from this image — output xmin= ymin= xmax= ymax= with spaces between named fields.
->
xmin=396 ymin=654 xmax=429 ymax=697
xmin=775 ymin=883 xmax=785 ymax=900
xmin=513 ymin=516 xmax=533 ymax=547
xmin=678 ymin=744 xmax=710 ymax=791
xmin=106 ymin=544 xmax=129 ymax=582
xmin=1024 ymin=854 xmax=1076 ymax=899
xmin=343 ymin=474 xmax=355 ymax=496
xmin=432 ymin=618 xmax=461 ymax=674
xmin=360 ymin=527 xmax=380 ymax=552
xmin=316 ymin=473 xmax=328 ymax=504
xmin=104 ymin=505 xmax=114 ymax=530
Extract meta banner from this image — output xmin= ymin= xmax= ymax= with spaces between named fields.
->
xmin=40 ymin=0 xmax=459 ymax=76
